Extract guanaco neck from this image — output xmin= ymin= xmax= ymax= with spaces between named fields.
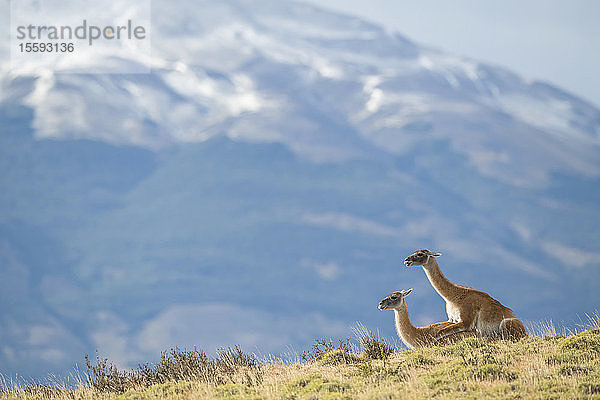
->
xmin=393 ymin=300 xmax=420 ymax=348
xmin=422 ymin=257 xmax=462 ymax=301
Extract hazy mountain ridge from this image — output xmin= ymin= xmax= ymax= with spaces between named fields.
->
xmin=1 ymin=0 xmax=599 ymax=380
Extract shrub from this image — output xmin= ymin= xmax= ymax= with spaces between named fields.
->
xmin=301 ymin=338 xmax=354 ymax=363
xmin=318 ymin=349 xmax=362 ymax=366
xmin=558 ymin=365 xmax=590 ymax=376
xmin=559 ymin=329 xmax=600 ymax=354
xmin=580 ymin=382 xmax=600 ymax=395
xmin=354 ymin=324 xmax=395 ymax=361
xmin=85 ymin=346 xmax=261 ymax=394
xmin=286 ymin=374 xmax=350 ymax=399
xmin=404 ymin=352 xmax=435 ymax=366
xmin=85 ymin=352 xmax=131 ymax=393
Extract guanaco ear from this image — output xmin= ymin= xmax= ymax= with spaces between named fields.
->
xmin=402 ymin=288 xmax=413 ymax=297
xmin=426 ymin=250 xmax=442 ymax=257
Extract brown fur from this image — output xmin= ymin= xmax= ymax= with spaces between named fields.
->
xmin=404 ymin=249 xmax=527 ymax=341
xmin=379 ymin=290 xmax=479 ymax=349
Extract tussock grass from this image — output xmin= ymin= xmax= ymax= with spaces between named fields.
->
xmin=353 ymin=323 xmax=395 ymax=361
xmin=300 ymin=337 xmax=357 ymax=365
xmin=83 ymin=346 xmax=262 ymax=393
xmin=3 ymin=317 xmax=600 ymax=399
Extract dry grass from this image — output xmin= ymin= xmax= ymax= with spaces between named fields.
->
xmin=353 ymin=323 xmax=396 ymax=361
xmin=2 ymin=316 xmax=600 ymax=399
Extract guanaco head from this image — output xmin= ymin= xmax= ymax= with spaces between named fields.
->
xmin=404 ymin=249 xmax=441 ymax=267
xmin=378 ymin=288 xmax=413 ymax=310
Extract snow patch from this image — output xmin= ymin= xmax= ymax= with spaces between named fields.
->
xmin=496 ymin=95 xmax=577 ymax=137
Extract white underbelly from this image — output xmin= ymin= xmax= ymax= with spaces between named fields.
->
xmin=446 ymin=302 xmax=461 ymax=323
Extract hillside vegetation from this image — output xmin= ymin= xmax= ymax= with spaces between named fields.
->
xmin=2 ymin=325 xmax=600 ymax=400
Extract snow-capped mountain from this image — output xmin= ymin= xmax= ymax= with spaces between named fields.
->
xmin=4 ymin=0 xmax=600 ymax=183
xmin=1 ymin=0 xmax=599 ymax=380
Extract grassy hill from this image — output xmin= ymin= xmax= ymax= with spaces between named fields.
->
xmin=2 ymin=321 xmax=600 ymax=400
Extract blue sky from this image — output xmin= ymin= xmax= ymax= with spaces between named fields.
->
xmin=302 ymin=0 xmax=600 ymax=107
